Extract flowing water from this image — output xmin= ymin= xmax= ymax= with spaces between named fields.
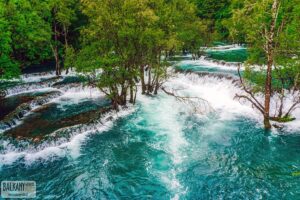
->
xmin=1 ymin=46 xmax=300 ymax=200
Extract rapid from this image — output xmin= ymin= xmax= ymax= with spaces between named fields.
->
xmin=0 ymin=45 xmax=300 ymax=199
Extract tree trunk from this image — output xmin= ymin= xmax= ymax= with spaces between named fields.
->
xmin=263 ymin=0 xmax=280 ymax=129
xmin=154 ymin=53 xmax=161 ymax=95
xmin=293 ymin=73 xmax=300 ymax=92
xmin=129 ymin=82 xmax=134 ymax=103
xmin=63 ymin=24 xmax=68 ymax=47
xmin=54 ymin=22 xmax=61 ymax=76
xmin=147 ymin=67 xmax=152 ymax=94
xmin=54 ymin=49 xmax=60 ymax=76
xmin=264 ymin=115 xmax=271 ymax=129
xmin=264 ymin=53 xmax=272 ymax=129
xmin=133 ymin=85 xmax=137 ymax=104
xmin=63 ymin=24 xmax=70 ymax=75
xmin=140 ymin=65 xmax=146 ymax=94
xmin=153 ymin=75 xmax=159 ymax=95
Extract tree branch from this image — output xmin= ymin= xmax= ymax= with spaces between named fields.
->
xmin=237 ymin=66 xmax=265 ymax=111
xmin=161 ymin=87 xmax=215 ymax=114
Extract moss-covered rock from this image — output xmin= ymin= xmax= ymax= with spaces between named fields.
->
xmin=270 ymin=115 xmax=296 ymax=123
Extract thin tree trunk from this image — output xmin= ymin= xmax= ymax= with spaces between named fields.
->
xmin=63 ymin=25 xmax=68 ymax=47
xmin=264 ymin=54 xmax=272 ymax=129
xmin=63 ymin=24 xmax=70 ymax=75
xmin=147 ymin=67 xmax=152 ymax=94
xmin=54 ymin=21 xmax=61 ymax=76
xmin=154 ymin=74 xmax=159 ymax=95
xmin=55 ymin=49 xmax=60 ymax=76
xmin=129 ymin=81 xmax=134 ymax=103
xmin=154 ymin=53 xmax=161 ymax=95
xmin=140 ymin=65 xmax=146 ymax=94
xmin=133 ymin=85 xmax=137 ymax=104
xmin=263 ymin=0 xmax=280 ymax=129
xmin=293 ymin=73 xmax=300 ymax=93
xmin=278 ymin=90 xmax=284 ymax=118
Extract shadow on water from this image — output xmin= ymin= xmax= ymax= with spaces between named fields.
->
xmin=22 ymin=61 xmax=56 ymax=74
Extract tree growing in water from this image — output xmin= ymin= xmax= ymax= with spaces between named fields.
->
xmin=227 ymin=0 xmax=300 ymax=129
xmin=76 ymin=0 xmax=206 ymax=109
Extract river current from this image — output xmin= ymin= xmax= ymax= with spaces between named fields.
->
xmin=1 ymin=46 xmax=300 ymax=199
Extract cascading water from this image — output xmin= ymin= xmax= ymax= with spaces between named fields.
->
xmin=0 ymin=47 xmax=300 ymax=199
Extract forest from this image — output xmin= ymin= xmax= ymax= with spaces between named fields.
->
xmin=0 ymin=0 xmax=300 ymax=199
xmin=1 ymin=0 xmax=300 ymax=128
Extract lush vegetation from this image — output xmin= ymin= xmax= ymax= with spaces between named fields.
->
xmin=1 ymin=0 xmax=300 ymax=128
xmin=0 ymin=0 xmax=232 ymax=79
xmin=227 ymin=0 xmax=300 ymax=128
xmin=0 ymin=0 xmax=81 ymax=78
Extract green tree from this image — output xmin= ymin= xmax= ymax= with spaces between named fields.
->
xmin=0 ymin=1 xmax=19 ymax=79
xmin=0 ymin=0 xmax=52 ymax=78
xmin=76 ymin=0 xmax=203 ymax=109
xmin=49 ymin=0 xmax=78 ymax=75
xmin=229 ymin=0 xmax=300 ymax=128
xmin=192 ymin=0 xmax=231 ymax=42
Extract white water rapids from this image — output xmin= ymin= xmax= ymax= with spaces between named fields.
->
xmin=1 ymin=58 xmax=300 ymax=167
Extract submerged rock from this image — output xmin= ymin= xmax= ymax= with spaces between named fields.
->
xmin=3 ymin=100 xmax=111 ymax=142
xmin=0 ymin=95 xmax=34 ymax=120
xmin=0 ymin=91 xmax=62 ymax=131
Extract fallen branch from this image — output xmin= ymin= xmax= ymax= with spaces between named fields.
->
xmin=161 ymin=87 xmax=214 ymax=114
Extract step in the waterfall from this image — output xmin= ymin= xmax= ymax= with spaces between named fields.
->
xmin=2 ymin=98 xmax=110 ymax=142
xmin=5 ymin=76 xmax=63 ymax=96
xmin=0 ymin=91 xmax=63 ymax=133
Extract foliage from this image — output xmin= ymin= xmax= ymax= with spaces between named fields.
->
xmin=228 ymin=0 xmax=300 ymax=128
xmin=0 ymin=0 xmax=51 ymax=78
xmin=75 ymin=0 xmax=206 ymax=108
xmin=0 ymin=0 xmax=81 ymax=78
xmin=192 ymin=0 xmax=231 ymax=42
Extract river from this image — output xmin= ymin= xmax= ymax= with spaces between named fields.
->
xmin=0 ymin=45 xmax=300 ymax=199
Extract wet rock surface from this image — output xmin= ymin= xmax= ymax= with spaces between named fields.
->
xmin=0 ymin=94 xmax=35 ymax=120
xmin=0 ymin=91 xmax=63 ymax=130
xmin=3 ymin=99 xmax=110 ymax=140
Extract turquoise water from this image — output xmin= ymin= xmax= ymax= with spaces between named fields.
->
xmin=1 ymin=49 xmax=300 ymax=199
xmin=1 ymin=103 xmax=300 ymax=199
xmin=206 ymin=48 xmax=247 ymax=62
xmin=174 ymin=47 xmax=246 ymax=75
xmin=176 ymin=63 xmax=238 ymax=75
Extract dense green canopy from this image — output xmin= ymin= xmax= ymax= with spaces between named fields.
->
xmin=0 ymin=0 xmax=299 ymax=126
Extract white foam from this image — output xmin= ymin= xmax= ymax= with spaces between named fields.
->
xmin=204 ymin=44 xmax=246 ymax=51
xmin=178 ymin=56 xmax=242 ymax=72
xmin=164 ymin=72 xmax=300 ymax=132
xmin=5 ymin=87 xmax=59 ymax=98
xmin=164 ymin=73 xmax=257 ymax=119
xmin=0 ymin=106 xmax=135 ymax=166
xmin=137 ymin=92 xmax=189 ymax=199
xmin=58 ymin=87 xmax=103 ymax=100
xmin=20 ymin=69 xmax=78 ymax=83
xmin=21 ymin=72 xmax=57 ymax=82
xmin=138 ymin=94 xmax=188 ymax=164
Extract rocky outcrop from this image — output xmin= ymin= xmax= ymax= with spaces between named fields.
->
xmin=0 ymin=91 xmax=62 ymax=132
xmin=4 ymin=106 xmax=112 ymax=143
